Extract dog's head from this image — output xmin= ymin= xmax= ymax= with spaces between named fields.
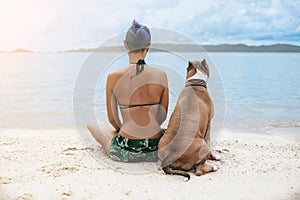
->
xmin=186 ymin=59 xmax=210 ymax=81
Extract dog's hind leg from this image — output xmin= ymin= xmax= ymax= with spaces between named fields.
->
xmin=195 ymin=162 xmax=218 ymax=176
xmin=161 ymin=156 xmax=190 ymax=180
xmin=198 ymin=141 xmax=211 ymax=163
xmin=195 ymin=141 xmax=218 ymax=176
xmin=205 ymin=122 xmax=221 ymax=161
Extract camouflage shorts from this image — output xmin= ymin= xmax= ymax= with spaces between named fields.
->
xmin=109 ymin=134 xmax=162 ymax=162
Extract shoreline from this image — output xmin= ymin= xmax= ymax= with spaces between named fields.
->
xmin=1 ymin=126 xmax=299 ymax=136
xmin=1 ymin=128 xmax=300 ymax=199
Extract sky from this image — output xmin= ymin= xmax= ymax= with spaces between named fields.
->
xmin=0 ymin=0 xmax=299 ymax=51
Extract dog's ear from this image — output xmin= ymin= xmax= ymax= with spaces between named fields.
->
xmin=187 ymin=61 xmax=193 ymax=71
xmin=201 ymin=59 xmax=210 ymax=77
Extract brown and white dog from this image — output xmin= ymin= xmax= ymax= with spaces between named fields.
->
xmin=158 ymin=59 xmax=220 ymax=180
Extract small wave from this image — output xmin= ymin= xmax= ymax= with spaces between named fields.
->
xmin=263 ymin=120 xmax=300 ymax=133
xmin=225 ymin=117 xmax=300 ymax=134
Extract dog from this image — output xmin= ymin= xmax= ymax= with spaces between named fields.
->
xmin=158 ymin=59 xmax=220 ymax=180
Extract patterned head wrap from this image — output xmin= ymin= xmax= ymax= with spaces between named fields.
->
xmin=125 ymin=20 xmax=151 ymax=51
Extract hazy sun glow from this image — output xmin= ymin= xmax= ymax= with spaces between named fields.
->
xmin=0 ymin=1 xmax=43 ymax=51
xmin=0 ymin=0 xmax=299 ymax=51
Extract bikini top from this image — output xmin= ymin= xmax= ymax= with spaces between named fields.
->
xmin=118 ymin=102 xmax=160 ymax=109
xmin=119 ymin=59 xmax=160 ymax=109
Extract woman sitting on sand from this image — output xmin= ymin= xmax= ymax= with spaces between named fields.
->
xmin=87 ymin=20 xmax=169 ymax=162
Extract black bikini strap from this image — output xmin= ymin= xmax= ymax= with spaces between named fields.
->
xmin=130 ymin=59 xmax=146 ymax=79
xmin=119 ymin=103 xmax=159 ymax=109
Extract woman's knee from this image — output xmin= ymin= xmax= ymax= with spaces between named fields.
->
xmin=87 ymin=120 xmax=105 ymax=131
xmin=87 ymin=120 xmax=96 ymax=130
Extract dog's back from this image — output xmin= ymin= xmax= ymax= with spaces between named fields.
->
xmin=158 ymin=85 xmax=213 ymax=168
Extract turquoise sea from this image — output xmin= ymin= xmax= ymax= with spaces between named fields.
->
xmin=0 ymin=52 xmax=299 ymax=133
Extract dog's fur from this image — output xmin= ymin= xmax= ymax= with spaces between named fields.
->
xmin=158 ymin=59 xmax=219 ymax=180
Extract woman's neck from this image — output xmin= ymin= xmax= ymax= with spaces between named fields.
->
xmin=128 ymin=52 xmax=146 ymax=64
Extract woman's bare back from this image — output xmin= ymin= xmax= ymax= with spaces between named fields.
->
xmin=107 ymin=64 xmax=168 ymax=139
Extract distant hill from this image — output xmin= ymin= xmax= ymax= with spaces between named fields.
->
xmin=1 ymin=44 xmax=300 ymax=53
xmin=64 ymin=43 xmax=300 ymax=53
xmin=202 ymin=44 xmax=300 ymax=52
xmin=10 ymin=48 xmax=33 ymax=53
xmin=65 ymin=48 xmax=94 ymax=52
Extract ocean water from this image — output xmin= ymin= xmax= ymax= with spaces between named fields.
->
xmin=0 ymin=52 xmax=299 ymax=133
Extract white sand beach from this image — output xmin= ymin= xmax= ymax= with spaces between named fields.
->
xmin=1 ymin=128 xmax=299 ymax=200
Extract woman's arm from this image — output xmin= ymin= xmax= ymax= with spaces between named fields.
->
xmin=157 ymin=72 xmax=169 ymax=125
xmin=106 ymin=74 xmax=121 ymax=132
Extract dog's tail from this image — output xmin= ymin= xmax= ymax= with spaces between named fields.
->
xmin=161 ymin=156 xmax=190 ymax=181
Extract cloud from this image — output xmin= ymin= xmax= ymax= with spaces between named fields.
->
xmin=172 ymin=0 xmax=300 ymax=44
xmin=0 ymin=0 xmax=299 ymax=51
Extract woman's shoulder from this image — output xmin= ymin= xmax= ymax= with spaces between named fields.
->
xmin=148 ymin=66 xmax=167 ymax=81
xmin=148 ymin=66 xmax=167 ymax=76
xmin=108 ymin=65 xmax=167 ymax=82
